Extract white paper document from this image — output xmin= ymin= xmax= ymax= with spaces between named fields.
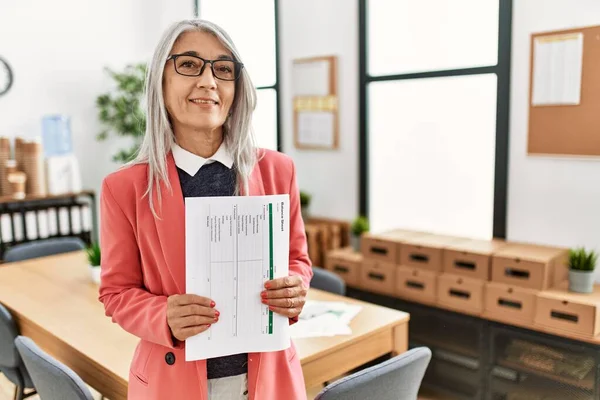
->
xmin=185 ymin=195 xmax=291 ymax=361
xmin=297 ymin=111 xmax=335 ymax=148
xmin=290 ymin=301 xmax=362 ymax=339
xmin=532 ymin=33 xmax=584 ymax=106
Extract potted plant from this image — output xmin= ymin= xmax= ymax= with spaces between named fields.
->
xmin=86 ymin=242 xmax=101 ymax=284
xmin=96 ymin=63 xmax=147 ymax=163
xmin=350 ymin=216 xmax=369 ymax=252
xmin=300 ymin=191 xmax=311 ymax=221
xmin=568 ymin=247 xmax=598 ymax=293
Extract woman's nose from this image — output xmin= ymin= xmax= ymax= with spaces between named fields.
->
xmin=196 ymin=64 xmax=217 ymax=89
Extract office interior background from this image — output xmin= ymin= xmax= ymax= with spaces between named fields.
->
xmin=2 ymin=0 xmax=600 ymax=399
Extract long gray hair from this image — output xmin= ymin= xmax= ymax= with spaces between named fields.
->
xmin=133 ymin=19 xmax=258 ymax=217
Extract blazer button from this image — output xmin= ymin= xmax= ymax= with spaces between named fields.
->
xmin=165 ymin=352 xmax=175 ymax=365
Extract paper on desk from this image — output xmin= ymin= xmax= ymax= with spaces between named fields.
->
xmin=185 ymin=195 xmax=291 ymax=361
xmin=290 ymin=301 xmax=362 ymax=339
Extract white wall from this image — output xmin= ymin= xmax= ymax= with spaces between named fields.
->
xmin=279 ymin=0 xmax=359 ymax=221
xmin=0 ymin=0 xmax=192 ymax=210
xmin=507 ymin=0 xmax=600 ymax=259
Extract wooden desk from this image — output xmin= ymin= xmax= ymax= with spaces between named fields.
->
xmin=0 ymin=252 xmax=409 ymax=399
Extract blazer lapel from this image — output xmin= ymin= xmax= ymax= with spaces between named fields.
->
xmin=247 ymin=157 xmax=265 ymax=196
xmin=153 ymin=152 xmax=185 ymax=294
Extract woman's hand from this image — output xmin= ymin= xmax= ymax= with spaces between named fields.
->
xmin=261 ymin=276 xmax=307 ymax=319
xmin=167 ymin=294 xmax=219 ymax=341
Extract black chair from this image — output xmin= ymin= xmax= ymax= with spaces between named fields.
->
xmin=4 ymin=237 xmax=86 ymax=263
xmin=0 ymin=304 xmax=36 ymax=400
xmin=311 ymin=266 xmax=346 ymax=295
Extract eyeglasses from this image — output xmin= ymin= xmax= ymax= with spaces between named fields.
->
xmin=167 ymin=54 xmax=243 ymax=81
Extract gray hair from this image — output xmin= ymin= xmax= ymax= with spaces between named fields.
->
xmin=133 ymin=19 xmax=258 ymax=217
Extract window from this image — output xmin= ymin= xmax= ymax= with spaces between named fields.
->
xmin=197 ymin=0 xmax=280 ymax=150
xmin=359 ymin=0 xmax=512 ymax=240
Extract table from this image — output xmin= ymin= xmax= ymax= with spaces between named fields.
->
xmin=0 ymin=252 xmax=409 ymax=399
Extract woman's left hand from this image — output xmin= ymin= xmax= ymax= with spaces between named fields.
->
xmin=261 ymin=276 xmax=307 ymax=319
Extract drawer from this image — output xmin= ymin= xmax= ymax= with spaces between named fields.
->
xmin=535 ymin=292 xmax=600 ymax=337
xmin=437 ymin=274 xmax=485 ymax=316
xmin=443 ymin=250 xmax=490 ymax=280
xmin=325 ymin=248 xmax=362 ymax=287
xmin=361 ymin=235 xmax=397 ymax=264
xmin=491 ymin=243 xmax=568 ymax=290
xmin=395 ymin=266 xmax=436 ymax=305
xmin=400 ymin=233 xmax=464 ymax=272
xmin=359 ymin=259 xmax=396 ymax=296
xmin=443 ymin=238 xmax=506 ymax=280
xmin=490 ymin=371 xmax=594 ymax=400
xmin=484 ymin=282 xmax=537 ymax=324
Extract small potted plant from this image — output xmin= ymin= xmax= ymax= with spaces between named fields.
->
xmin=86 ymin=242 xmax=101 ymax=284
xmin=300 ymin=191 xmax=311 ymax=221
xmin=568 ymin=247 xmax=597 ymax=293
xmin=350 ymin=216 xmax=369 ymax=252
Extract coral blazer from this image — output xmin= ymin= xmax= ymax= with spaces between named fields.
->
xmin=98 ymin=149 xmax=313 ymax=400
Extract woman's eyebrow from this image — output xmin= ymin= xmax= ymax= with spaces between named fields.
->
xmin=176 ymin=50 xmax=233 ymax=61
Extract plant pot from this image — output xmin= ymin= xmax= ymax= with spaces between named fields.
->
xmin=350 ymin=234 xmax=361 ymax=253
xmin=569 ymin=269 xmax=594 ymax=293
xmin=301 ymin=205 xmax=309 ymax=222
xmin=89 ymin=265 xmax=101 ymax=284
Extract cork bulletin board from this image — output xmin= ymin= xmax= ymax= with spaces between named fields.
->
xmin=292 ymin=56 xmax=339 ymax=150
xmin=528 ymin=25 xmax=600 ymax=157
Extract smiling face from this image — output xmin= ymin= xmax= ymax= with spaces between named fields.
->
xmin=163 ymin=30 xmax=236 ymax=138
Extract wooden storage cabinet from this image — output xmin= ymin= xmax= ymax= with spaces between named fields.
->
xmin=325 ymin=247 xmax=362 ymax=287
xmin=489 ymin=325 xmax=599 ymax=400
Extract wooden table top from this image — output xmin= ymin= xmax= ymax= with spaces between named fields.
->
xmin=0 ymin=251 xmax=409 ymax=385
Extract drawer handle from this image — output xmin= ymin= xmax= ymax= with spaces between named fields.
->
xmin=551 ymin=310 xmax=579 ymax=323
xmin=333 ymin=265 xmax=349 ymax=273
xmin=498 ymin=298 xmax=522 ymax=309
xmin=368 ymin=272 xmax=385 ymax=281
xmin=455 ymin=260 xmax=476 ymax=270
xmin=410 ymin=253 xmax=429 ymax=263
xmin=406 ymin=280 xmax=424 ymax=290
xmin=504 ymin=268 xmax=530 ymax=279
xmin=449 ymin=289 xmax=470 ymax=299
xmin=370 ymin=246 xmax=388 ymax=255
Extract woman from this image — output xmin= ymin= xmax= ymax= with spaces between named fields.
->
xmin=99 ymin=19 xmax=312 ymax=400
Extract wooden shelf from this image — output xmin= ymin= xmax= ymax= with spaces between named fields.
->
xmin=498 ymin=359 xmax=595 ymax=391
xmin=0 ymin=190 xmax=94 ymax=205
xmin=411 ymin=333 xmax=479 ymax=359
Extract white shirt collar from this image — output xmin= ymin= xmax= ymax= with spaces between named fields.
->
xmin=172 ymin=141 xmax=234 ymax=176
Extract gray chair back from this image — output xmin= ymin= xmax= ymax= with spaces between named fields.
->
xmin=15 ymin=336 xmax=94 ymax=400
xmin=315 ymin=347 xmax=432 ymax=400
xmin=0 ymin=303 xmax=34 ymax=397
xmin=311 ymin=266 xmax=346 ymax=295
xmin=4 ymin=237 xmax=85 ymax=263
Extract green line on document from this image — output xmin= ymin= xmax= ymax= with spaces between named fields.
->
xmin=268 ymin=203 xmax=273 ymax=334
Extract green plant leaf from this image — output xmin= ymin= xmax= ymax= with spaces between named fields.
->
xmin=96 ymin=62 xmax=147 ymax=164
xmin=351 ymin=216 xmax=369 ymax=236
xmin=569 ymin=247 xmax=598 ymax=272
xmin=86 ymin=242 xmax=101 ymax=267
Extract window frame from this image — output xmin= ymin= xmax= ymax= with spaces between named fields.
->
xmin=195 ymin=0 xmax=283 ymax=152
xmin=358 ymin=0 xmax=513 ymax=238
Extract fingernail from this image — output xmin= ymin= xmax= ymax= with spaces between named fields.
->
xmin=215 ymin=311 xmax=220 ymax=317
xmin=210 ymin=301 xmax=215 ymax=307
xmin=260 ymin=291 xmax=267 ymax=298
xmin=207 ymin=324 xmax=211 ymax=328
xmin=261 ymin=299 xmax=267 ymax=304
xmin=214 ymin=317 xmax=218 ymax=322
xmin=264 ymin=282 xmax=271 ymax=289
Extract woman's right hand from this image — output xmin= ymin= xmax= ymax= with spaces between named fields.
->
xmin=167 ymin=294 xmax=219 ymax=341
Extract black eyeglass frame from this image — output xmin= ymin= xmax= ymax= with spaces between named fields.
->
xmin=166 ymin=53 xmax=244 ymax=81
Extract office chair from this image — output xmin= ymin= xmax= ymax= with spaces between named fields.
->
xmin=315 ymin=347 xmax=432 ymax=400
xmin=4 ymin=237 xmax=86 ymax=263
xmin=15 ymin=336 xmax=94 ymax=400
xmin=0 ymin=304 xmax=36 ymax=400
xmin=310 ymin=266 xmax=346 ymax=295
